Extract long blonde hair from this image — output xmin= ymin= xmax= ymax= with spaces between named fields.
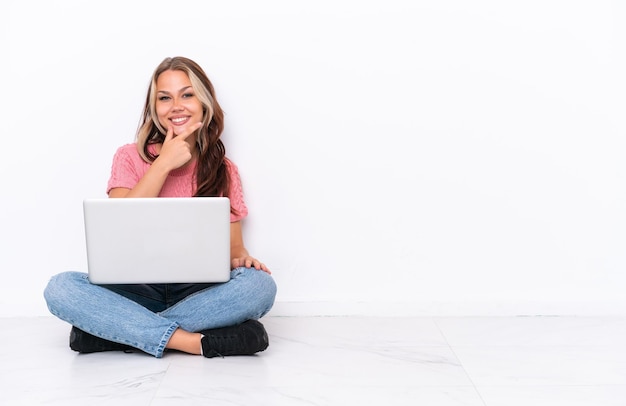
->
xmin=136 ymin=56 xmax=230 ymax=199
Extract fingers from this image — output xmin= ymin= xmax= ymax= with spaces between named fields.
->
xmin=164 ymin=125 xmax=174 ymax=143
xmin=231 ymin=257 xmax=272 ymax=274
xmin=259 ymin=263 xmax=271 ymax=274
xmin=177 ymin=122 xmax=203 ymax=141
xmin=163 ymin=122 xmax=202 ymax=143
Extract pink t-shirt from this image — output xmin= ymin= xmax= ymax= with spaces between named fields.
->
xmin=106 ymin=143 xmax=248 ymax=222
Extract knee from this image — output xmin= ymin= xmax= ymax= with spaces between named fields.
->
xmin=43 ymin=271 xmax=87 ymax=309
xmin=233 ymin=267 xmax=277 ymax=316
xmin=248 ymin=268 xmax=277 ymax=300
xmin=250 ymin=270 xmax=277 ymax=318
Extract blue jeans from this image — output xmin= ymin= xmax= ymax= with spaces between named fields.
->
xmin=43 ymin=267 xmax=277 ymax=358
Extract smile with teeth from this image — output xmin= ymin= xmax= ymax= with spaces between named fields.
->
xmin=171 ymin=117 xmax=190 ymax=125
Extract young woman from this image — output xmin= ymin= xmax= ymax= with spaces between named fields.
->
xmin=44 ymin=57 xmax=277 ymax=358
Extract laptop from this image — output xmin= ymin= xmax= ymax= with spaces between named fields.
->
xmin=83 ymin=197 xmax=231 ymax=284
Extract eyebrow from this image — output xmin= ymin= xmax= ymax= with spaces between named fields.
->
xmin=157 ymin=86 xmax=193 ymax=95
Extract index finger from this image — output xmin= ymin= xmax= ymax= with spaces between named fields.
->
xmin=164 ymin=125 xmax=174 ymax=142
xmin=176 ymin=122 xmax=203 ymax=141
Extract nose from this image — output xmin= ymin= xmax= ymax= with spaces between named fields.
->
xmin=172 ymin=97 xmax=184 ymax=111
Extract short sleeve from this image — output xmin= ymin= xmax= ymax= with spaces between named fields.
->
xmin=106 ymin=144 xmax=144 ymax=194
xmin=226 ymin=159 xmax=248 ymax=222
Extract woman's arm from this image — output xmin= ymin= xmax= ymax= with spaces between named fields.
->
xmin=108 ymin=160 xmax=170 ymax=197
xmin=109 ymin=124 xmax=201 ymax=198
xmin=230 ymin=221 xmax=271 ymax=274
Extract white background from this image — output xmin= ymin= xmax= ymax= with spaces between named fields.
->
xmin=1 ymin=0 xmax=625 ymax=317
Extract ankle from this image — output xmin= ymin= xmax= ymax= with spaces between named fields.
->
xmin=166 ymin=329 xmax=202 ymax=355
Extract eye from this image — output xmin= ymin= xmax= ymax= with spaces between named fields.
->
xmin=182 ymin=92 xmax=194 ymax=98
xmin=158 ymin=95 xmax=171 ymax=101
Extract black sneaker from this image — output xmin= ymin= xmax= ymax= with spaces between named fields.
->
xmin=200 ymin=320 xmax=269 ymax=358
xmin=69 ymin=326 xmax=134 ymax=354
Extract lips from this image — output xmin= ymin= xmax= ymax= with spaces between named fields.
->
xmin=170 ymin=116 xmax=190 ymax=126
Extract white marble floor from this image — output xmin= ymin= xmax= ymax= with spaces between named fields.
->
xmin=3 ymin=316 xmax=626 ymax=405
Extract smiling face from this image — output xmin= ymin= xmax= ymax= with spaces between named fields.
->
xmin=155 ymin=69 xmax=204 ymax=141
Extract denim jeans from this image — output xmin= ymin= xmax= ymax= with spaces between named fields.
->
xmin=43 ymin=267 xmax=277 ymax=358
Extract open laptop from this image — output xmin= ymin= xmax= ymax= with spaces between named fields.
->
xmin=83 ymin=197 xmax=231 ymax=284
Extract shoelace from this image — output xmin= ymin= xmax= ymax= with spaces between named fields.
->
xmin=202 ymin=333 xmax=241 ymax=358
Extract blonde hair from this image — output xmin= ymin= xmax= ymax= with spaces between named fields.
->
xmin=134 ymin=57 xmax=230 ymax=200
xmin=136 ymin=57 xmax=222 ymax=161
